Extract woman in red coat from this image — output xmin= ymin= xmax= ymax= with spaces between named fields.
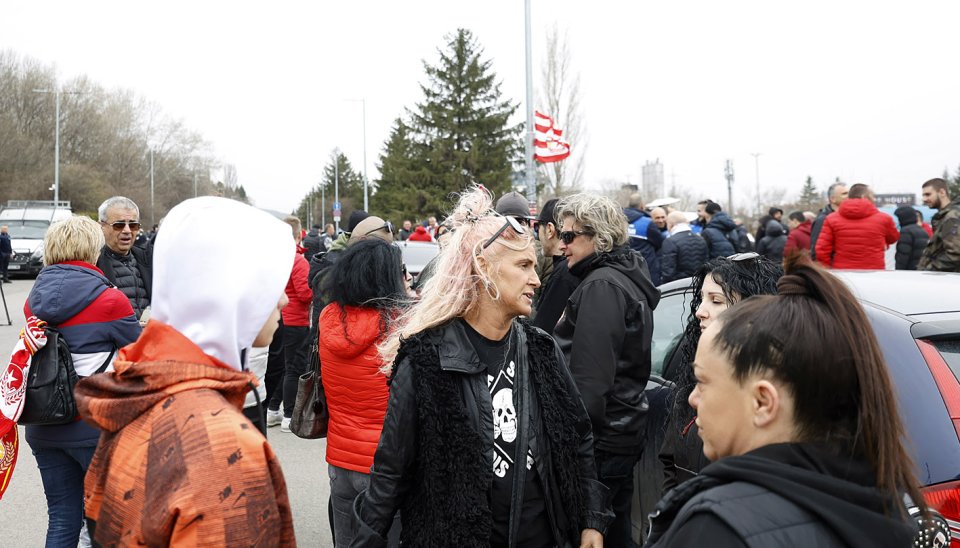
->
xmin=319 ymin=238 xmax=407 ymax=547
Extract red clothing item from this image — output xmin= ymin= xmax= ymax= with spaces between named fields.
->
xmin=784 ymin=221 xmax=812 ymax=255
xmin=815 ymin=199 xmax=899 ymax=269
xmin=408 ymin=225 xmax=433 ymax=242
xmin=282 ymin=253 xmax=312 ymax=326
xmin=922 ymin=222 xmax=934 ymax=238
xmin=320 ymin=304 xmax=390 ymax=474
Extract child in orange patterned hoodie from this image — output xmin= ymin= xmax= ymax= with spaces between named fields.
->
xmin=76 ymin=197 xmax=297 ymax=547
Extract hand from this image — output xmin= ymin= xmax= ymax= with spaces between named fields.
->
xmin=580 ymin=528 xmax=603 ymax=548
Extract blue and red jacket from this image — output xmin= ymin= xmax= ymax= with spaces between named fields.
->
xmin=23 ymin=261 xmax=141 ymax=447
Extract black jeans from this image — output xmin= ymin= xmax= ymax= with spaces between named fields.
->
xmin=280 ymin=325 xmax=311 ymax=419
xmin=596 ymin=450 xmax=641 ymax=548
xmin=0 ymin=252 xmax=9 ymax=280
xmin=265 ymin=318 xmax=286 ymax=413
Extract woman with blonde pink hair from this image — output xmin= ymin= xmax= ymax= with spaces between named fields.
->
xmin=351 ymin=186 xmax=612 ymax=548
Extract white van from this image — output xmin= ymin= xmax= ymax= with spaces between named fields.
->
xmin=0 ymin=200 xmax=73 ymax=276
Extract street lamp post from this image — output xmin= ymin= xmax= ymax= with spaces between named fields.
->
xmin=32 ymin=87 xmax=65 ymax=204
xmin=751 ymin=152 xmax=762 ymax=216
xmin=345 ymin=98 xmax=369 ymax=212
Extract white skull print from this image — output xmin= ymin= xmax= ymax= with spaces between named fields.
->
xmin=492 ymin=388 xmax=517 ymax=443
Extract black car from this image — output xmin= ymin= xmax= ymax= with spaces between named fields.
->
xmin=633 ymin=270 xmax=960 ymax=546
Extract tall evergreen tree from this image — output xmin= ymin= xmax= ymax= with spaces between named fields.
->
xmin=374 ymin=29 xmax=521 ymax=222
xmin=951 ymin=164 xmax=960 ymax=199
xmin=798 ymin=176 xmax=819 ymax=211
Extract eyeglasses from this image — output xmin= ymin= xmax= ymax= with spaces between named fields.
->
xmin=727 ymin=252 xmax=760 ymax=262
xmin=558 ymin=229 xmax=590 ymax=245
xmin=482 ymin=215 xmax=526 ymax=249
xmin=102 ymin=220 xmax=141 ymax=231
xmin=365 ymin=221 xmax=394 ymax=236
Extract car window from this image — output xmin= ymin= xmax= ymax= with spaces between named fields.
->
xmin=651 ymin=290 xmax=692 ymax=376
xmin=933 ymin=339 xmax=960 ymax=378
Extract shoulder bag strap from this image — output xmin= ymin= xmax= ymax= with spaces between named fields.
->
xmin=93 ymin=348 xmax=116 ymax=375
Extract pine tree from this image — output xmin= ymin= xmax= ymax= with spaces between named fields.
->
xmin=798 ymin=176 xmax=820 ymax=211
xmin=951 ymin=164 xmax=960 ymax=199
xmin=374 ymin=29 xmax=521 ymax=222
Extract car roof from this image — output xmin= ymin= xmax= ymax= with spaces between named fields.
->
xmin=831 ymin=270 xmax=960 ymax=317
xmin=658 ymin=270 xmax=960 ymax=318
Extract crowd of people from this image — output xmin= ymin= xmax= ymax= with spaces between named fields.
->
xmin=1 ymin=173 xmax=958 ymax=547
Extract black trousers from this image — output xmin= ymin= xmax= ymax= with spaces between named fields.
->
xmin=596 ymin=450 xmax=641 ymax=548
xmin=265 ymin=318 xmax=286 ymax=412
xmin=0 ymin=253 xmax=9 ymax=279
xmin=280 ymin=325 xmax=311 ymax=419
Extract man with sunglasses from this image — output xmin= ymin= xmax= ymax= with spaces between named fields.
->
xmin=96 ymin=196 xmax=152 ymax=320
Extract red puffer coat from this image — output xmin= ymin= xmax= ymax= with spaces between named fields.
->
xmin=320 ymin=303 xmax=390 ymax=473
xmin=815 ymin=198 xmax=899 ymax=269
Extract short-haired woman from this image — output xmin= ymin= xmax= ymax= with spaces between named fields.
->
xmin=352 ymin=186 xmax=612 ymax=547
xmin=320 ymin=238 xmax=408 ymax=547
xmin=24 ymin=216 xmax=141 ymax=547
xmin=646 ymin=254 xmax=923 ymax=546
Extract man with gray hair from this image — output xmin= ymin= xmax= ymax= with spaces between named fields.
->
xmin=810 ymin=181 xmax=848 ymax=262
xmin=552 ymin=192 xmax=660 ymax=548
xmin=96 ymin=196 xmax=152 ymax=319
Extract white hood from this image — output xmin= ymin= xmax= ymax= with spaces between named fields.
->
xmin=152 ymin=197 xmax=295 ymax=371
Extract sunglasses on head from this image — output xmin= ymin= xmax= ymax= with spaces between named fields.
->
xmin=365 ymin=221 xmax=394 ymax=236
xmin=558 ymin=229 xmax=590 ymax=245
xmin=482 ymin=215 xmax=526 ymax=249
xmin=727 ymin=252 xmax=760 ymax=262
xmin=103 ymin=220 xmax=141 ymax=231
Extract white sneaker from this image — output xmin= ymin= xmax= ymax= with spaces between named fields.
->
xmin=266 ymin=409 xmax=282 ymax=427
xmin=280 ymin=417 xmax=292 ymax=433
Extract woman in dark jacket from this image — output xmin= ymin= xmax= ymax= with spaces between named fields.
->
xmin=646 ymin=254 xmax=924 ymax=547
xmin=894 ymin=206 xmax=930 ymax=270
xmin=659 ymin=253 xmax=782 ymax=492
xmin=23 ymin=216 xmax=141 ymax=547
xmin=352 ymin=186 xmax=612 ymax=548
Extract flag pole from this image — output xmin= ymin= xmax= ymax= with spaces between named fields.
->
xmin=524 ymin=0 xmax=536 ymax=209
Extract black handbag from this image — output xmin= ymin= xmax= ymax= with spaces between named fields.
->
xmin=291 ymin=338 xmax=329 ymax=439
xmin=19 ymin=327 xmax=113 ymax=426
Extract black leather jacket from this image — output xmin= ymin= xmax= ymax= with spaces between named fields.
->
xmin=352 ymin=319 xmax=612 ymax=548
xmin=553 ymin=247 xmax=660 ymax=455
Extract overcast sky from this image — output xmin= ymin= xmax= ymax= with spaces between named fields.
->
xmin=3 ymin=1 xmax=959 ymax=215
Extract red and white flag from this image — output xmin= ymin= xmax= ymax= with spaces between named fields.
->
xmin=534 ymin=111 xmax=571 ymax=163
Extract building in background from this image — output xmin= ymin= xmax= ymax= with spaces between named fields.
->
xmin=642 ymin=159 xmax=664 ymax=200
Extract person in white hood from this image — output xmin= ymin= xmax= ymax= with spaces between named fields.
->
xmin=76 ymin=197 xmax=298 ymax=547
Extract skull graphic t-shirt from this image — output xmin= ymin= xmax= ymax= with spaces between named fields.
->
xmin=462 ymin=321 xmax=552 ymax=548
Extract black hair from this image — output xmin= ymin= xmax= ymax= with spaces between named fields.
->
xmin=712 ymin=254 xmax=923 ymax=514
xmin=670 ymin=256 xmax=783 ymax=429
xmin=769 ymin=206 xmax=783 ymax=216
xmin=788 ymin=211 xmax=805 ymax=223
xmin=704 ymin=200 xmax=722 ymax=215
xmin=322 ymin=239 xmax=408 ymax=336
xmin=538 ymin=198 xmax=561 ymax=226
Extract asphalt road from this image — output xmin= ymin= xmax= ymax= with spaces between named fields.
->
xmin=0 ymin=278 xmax=334 ymax=546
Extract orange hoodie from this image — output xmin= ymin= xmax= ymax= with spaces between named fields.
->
xmin=76 ymin=321 xmax=296 ymax=547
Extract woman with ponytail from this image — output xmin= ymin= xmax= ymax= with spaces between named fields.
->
xmin=646 ymin=253 xmax=924 ymax=547
xmin=351 ymin=186 xmax=612 ymax=548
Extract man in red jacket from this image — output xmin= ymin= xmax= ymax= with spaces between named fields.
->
xmin=815 ymin=184 xmax=899 ymax=269
xmin=784 ymin=211 xmax=813 ymax=256
xmin=267 ymin=215 xmax=314 ymax=432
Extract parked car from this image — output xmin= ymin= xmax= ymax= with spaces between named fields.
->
xmin=0 ymin=200 xmax=73 ymax=277
xmin=394 ymin=239 xmax=439 ymax=278
xmin=633 ymin=270 xmax=960 ymax=545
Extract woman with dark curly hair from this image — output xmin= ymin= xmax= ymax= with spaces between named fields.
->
xmin=319 ymin=237 xmax=408 ymax=547
xmin=659 ymin=253 xmax=783 ymax=493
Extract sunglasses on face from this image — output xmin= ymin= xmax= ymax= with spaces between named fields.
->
xmin=103 ymin=220 xmax=141 ymax=231
xmin=727 ymin=252 xmax=760 ymax=262
xmin=559 ymin=229 xmax=589 ymax=245
xmin=482 ymin=215 xmax=526 ymax=249
xmin=365 ymin=221 xmax=394 ymax=236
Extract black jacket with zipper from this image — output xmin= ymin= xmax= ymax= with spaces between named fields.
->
xmin=553 ymin=246 xmax=660 ymax=455
xmin=352 ymin=319 xmax=613 ymax=548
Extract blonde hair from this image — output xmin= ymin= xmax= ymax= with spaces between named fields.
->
xmin=44 ymin=216 xmax=105 ymax=266
xmin=555 ymin=193 xmax=628 ymax=253
xmin=378 ymin=185 xmax=533 ymax=372
xmin=283 ymin=216 xmax=302 ymax=240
